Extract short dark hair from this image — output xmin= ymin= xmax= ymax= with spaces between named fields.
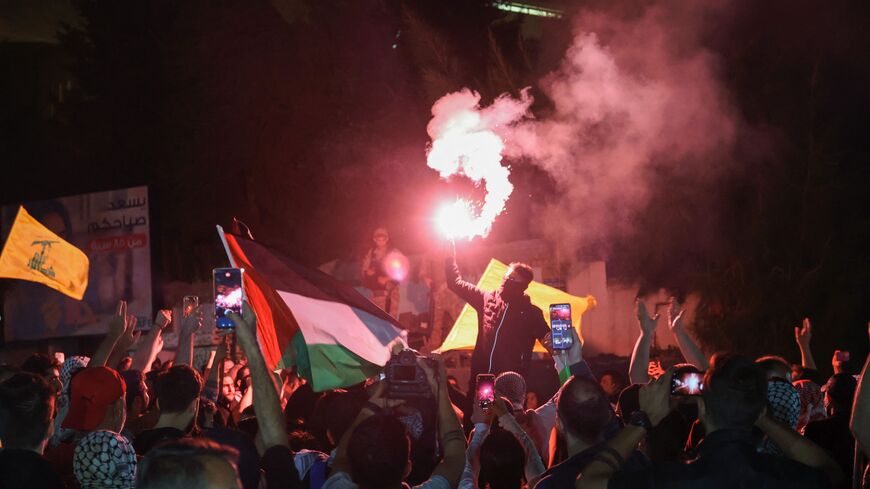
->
xmin=348 ymin=415 xmax=409 ymax=488
xmin=155 ymin=366 xmax=203 ymax=414
xmin=0 ymin=373 xmax=56 ymax=449
xmin=703 ymin=354 xmax=767 ymax=429
xmin=755 ymin=356 xmax=790 ymax=380
xmin=121 ymin=369 xmax=147 ymax=410
xmin=508 ymin=262 xmax=534 ymax=284
xmin=20 ymin=353 xmax=60 ymax=376
xmin=478 ymin=429 xmax=525 ymax=489
xmin=136 ymin=438 xmax=239 ymax=489
xmin=556 ymin=376 xmax=611 ymax=444
xmin=312 ymin=389 xmax=364 ymax=445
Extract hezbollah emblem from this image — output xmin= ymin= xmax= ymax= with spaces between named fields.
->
xmin=27 ymin=240 xmax=57 ymax=278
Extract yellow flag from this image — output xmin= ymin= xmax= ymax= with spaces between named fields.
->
xmin=436 ymin=258 xmax=596 ymax=353
xmin=0 ymin=206 xmax=89 ymax=300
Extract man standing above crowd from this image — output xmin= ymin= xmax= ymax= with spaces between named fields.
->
xmin=361 ymin=227 xmax=401 ymax=317
xmin=444 ymin=243 xmax=549 ymax=383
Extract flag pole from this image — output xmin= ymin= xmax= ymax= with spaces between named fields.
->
xmin=216 ymin=225 xmax=238 ymax=268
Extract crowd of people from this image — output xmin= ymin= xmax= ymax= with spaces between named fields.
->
xmin=0 ymin=250 xmax=868 ymax=489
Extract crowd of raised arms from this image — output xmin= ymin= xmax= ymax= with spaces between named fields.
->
xmin=0 ymin=289 xmax=868 ymax=489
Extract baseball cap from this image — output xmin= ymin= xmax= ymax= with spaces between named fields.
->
xmin=63 ymin=366 xmax=126 ymax=431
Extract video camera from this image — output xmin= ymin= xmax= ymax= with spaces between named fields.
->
xmin=384 ymin=349 xmax=437 ymax=399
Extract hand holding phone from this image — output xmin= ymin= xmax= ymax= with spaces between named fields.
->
xmin=214 ymin=268 xmax=244 ymax=330
xmin=671 ymin=366 xmax=704 ymax=396
xmin=477 ymin=374 xmax=495 ymax=409
xmin=549 ymin=303 xmax=574 ymax=351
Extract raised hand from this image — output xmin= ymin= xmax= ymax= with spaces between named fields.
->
xmin=636 ymin=299 xmax=659 ymax=337
xmin=115 ymin=314 xmax=140 ymax=352
xmin=639 ymin=368 xmax=674 ymax=426
xmin=108 ymin=300 xmax=128 ymax=339
xmin=667 ymin=298 xmax=685 ymax=332
xmin=795 ymin=318 xmax=812 ymax=348
xmin=180 ymin=305 xmax=204 ymax=336
xmin=155 ymin=309 xmax=172 ymax=332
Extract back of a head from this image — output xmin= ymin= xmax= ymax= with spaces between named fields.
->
xmin=0 ymin=372 xmax=55 ymax=450
xmin=478 ymin=429 xmax=525 ymax=489
xmin=312 ymin=389 xmax=364 ymax=446
xmin=495 ymin=371 xmax=527 ymax=410
xmin=703 ymin=354 xmax=767 ymax=430
xmin=825 ymin=373 xmax=858 ymax=413
xmin=137 ymin=438 xmax=240 ymax=489
xmin=556 ymin=376 xmax=611 ymax=444
xmin=20 ymin=353 xmax=60 ymax=376
xmin=755 ymin=355 xmax=791 ymax=381
xmin=156 ymin=365 xmax=203 ymax=414
xmin=348 ymin=414 xmax=410 ymax=488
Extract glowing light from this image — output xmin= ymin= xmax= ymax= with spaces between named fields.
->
xmin=427 ymin=89 xmax=532 ymax=240
xmin=382 ymin=251 xmax=409 ymax=282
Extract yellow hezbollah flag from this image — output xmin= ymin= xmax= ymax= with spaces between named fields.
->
xmin=437 ymin=258 xmax=596 ymax=353
xmin=0 ymin=206 xmax=89 ymax=300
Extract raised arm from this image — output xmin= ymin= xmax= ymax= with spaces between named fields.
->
xmin=757 ymin=410 xmax=843 ymax=486
xmin=427 ymin=354 xmax=468 ymax=486
xmin=230 ymin=302 xmax=288 ymax=452
xmin=444 ymin=243 xmax=485 ymax=310
xmin=576 ymin=370 xmax=675 ymax=489
xmin=628 ymin=300 xmax=658 ymax=385
xmin=92 ymin=300 xmax=134 ymax=367
xmin=174 ymin=305 xmax=203 ymax=367
xmin=130 ymin=310 xmax=170 ymax=373
xmin=667 ymin=299 xmax=709 ymax=370
xmin=851 ymin=328 xmax=870 ymax=456
xmin=795 ymin=317 xmax=817 ymax=370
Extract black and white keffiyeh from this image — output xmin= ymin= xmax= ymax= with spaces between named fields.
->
xmin=73 ymin=430 xmax=136 ymax=489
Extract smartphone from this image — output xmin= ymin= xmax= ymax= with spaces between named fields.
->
xmin=549 ymin=303 xmax=574 ymax=351
xmin=477 ymin=374 xmax=495 ymax=408
xmin=183 ymin=295 xmax=199 ymax=318
xmin=214 ymin=268 xmax=244 ymax=329
xmin=671 ymin=368 xmax=705 ymax=396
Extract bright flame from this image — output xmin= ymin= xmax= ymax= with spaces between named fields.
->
xmin=382 ymin=251 xmax=409 ymax=282
xmin=427 ymin=89 xmax=532 ymax=240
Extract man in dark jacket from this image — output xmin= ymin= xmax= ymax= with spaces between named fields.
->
xmin=445 ymin=247 xmax=549 ymax=383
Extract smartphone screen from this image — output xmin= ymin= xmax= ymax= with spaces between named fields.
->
xmin=671 ymin=370 xmax=704 ymax=396
xmin=549 ymin=303 xmax=574 ymax=351
xmin=214 ymin=268 xmax=243 ymax=329
xmin=183 ymin=295 xmax=199 ymax=318
xmin=477 ymin=374 xmax=495 ymax=408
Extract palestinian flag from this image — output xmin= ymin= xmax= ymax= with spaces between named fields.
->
xmin=223 ymin=233 xmax=406 ymax=391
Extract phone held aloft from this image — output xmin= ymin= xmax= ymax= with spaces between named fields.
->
xmin=213 ymin=268 xmax=244 ymax=329
xmin=549 ymin=303 xmax=574 ymax=351
xmin=671 ymin=365 xmax=705 ymax=396
xmin=477 ymin=373 xmax=495 ymax=408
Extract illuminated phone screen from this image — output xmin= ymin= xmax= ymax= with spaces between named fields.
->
xmin=214 ymin=268 xmax=243 ymax=329
xmin=549 ymin=303 xmax=574 ymax=350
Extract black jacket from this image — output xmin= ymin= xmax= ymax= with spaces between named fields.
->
xmin=445 ymin=259 xmax=548 ymax=381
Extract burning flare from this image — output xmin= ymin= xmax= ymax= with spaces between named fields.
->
xmin=426 ymin=88 xmax=532 ymax=240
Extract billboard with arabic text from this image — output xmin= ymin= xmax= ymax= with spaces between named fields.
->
xmin=1 ymin=186 xmax=152 ymax=341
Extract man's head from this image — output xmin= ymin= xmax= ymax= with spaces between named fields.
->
xmin=221 ymin=375 xmax=236 ymax=402
xmin=755 ymin=355 xmax=792 ymax=382
xmin=500 ymin=262 xmax=533 ymax=302
xmin=20 ymin=353 xmax=62 ymax=395
xmin=348 ymin=414 xmax=411 ymax=489
xmin=74 ymin=430 xmax=137 ymax=488
xmin=63 ymin=366 xmax=127 ymax=433
xmin=0 ymin=372 xmax=56 ymax=452
xmin=700 ymin=354 xmax=767 ymax=432
xmin=313 ymin=389 xmax=364 ymax=446
xmin=120 ymin=369 xmax=150 ymax=418
xmin=495 ymin=371 xmax=527 ymax=411
xmin=823 ymin=373 xmax=858 ymax=416
xmin=155 ymin=366 xmax=203 ymax=430
xmin=478 ymin=429 xmax=525 ymax=489
xmin=137 ymin=438 xmax=241 ymax=489
xmin=599 ymin=370 xmax=628 ymax=401
xmin=556 ymin=376 xmax=612 ymax=446
xmin=372 ymin=227 xmax=390 ymax=247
